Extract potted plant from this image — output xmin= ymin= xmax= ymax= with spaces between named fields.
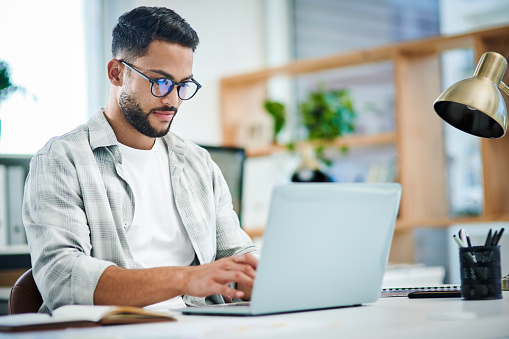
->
xmin=261 ymin=85 xmax=356 ymax=182
xmin=0 ymin=61 xmax=24 ymax=105
xmin=299 ymin=84 xmax=356 ymax=166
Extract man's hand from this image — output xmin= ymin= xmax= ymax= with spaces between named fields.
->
xmin=236 ymin=280 xmax=254 ymax=301
xmin=182 ymin=253 xmax=258 ymax=300
xmin=94 ymin=253 xmax=258 ymax=307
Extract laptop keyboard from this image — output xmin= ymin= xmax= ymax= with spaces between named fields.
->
xmin=211 ymin=301 xmax=251 ymax=307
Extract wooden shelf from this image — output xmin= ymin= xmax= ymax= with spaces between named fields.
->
xmin=0 ymin=245 xmax=30 ymax=255
xmin=327 ymin=131 xmax=396 ymax=148
xmin=243 ymin=213 xmax=509 ymax=240
xmin=396 ymin=214 xmax=509 ymax=231
xmin=245 ymin=131 xmax=396 ymax=157
xmin=245 ymin=144 xmax=288 ymax=157
xmin=220 ymin=25 xmax=509 ymax=89
xmin=222 ymin=24 xmax=509 ymax=262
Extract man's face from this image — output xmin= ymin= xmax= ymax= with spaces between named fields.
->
xmin=119 ymin=41 xmax=194 ymax=138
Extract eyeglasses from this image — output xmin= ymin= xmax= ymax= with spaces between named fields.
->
xmin=119 ymin=60 xmax=202 ymax=100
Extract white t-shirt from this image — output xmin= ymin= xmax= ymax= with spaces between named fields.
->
xmin=119 ymin=138 xmax=195 ymax=310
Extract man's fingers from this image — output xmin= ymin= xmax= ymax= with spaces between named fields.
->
xmin=215 ymin=269 xmax=255 ymax=288
xmin=222 ymin=261 xmax=256 ymax=279
xmin=183 ymin=254 xmax=258 ymax=298
xmin=209 ymin=280 xmax=245 ymax=299
xmin=232 ymin=253 xmax=258 ymax=269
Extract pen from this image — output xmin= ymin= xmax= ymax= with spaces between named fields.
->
xmin=494 ymin=228 xmax=504 ymax=246
xmin=459 ymin=229 xmax=467 ymax=245
xmin=454 ymin=234 xmax=478 ymax=264
xmin=491 ymin=230 xmax=498 ymax=246
xmin=466 ymin=233 xmax=472 ymax=247
xmin=453 ymin=234 xmax=466 ymax=248
xmin=485 ymin=229 xmax=493 ymax=246
xmin=408 ymin=291 xmax=461 ymax=299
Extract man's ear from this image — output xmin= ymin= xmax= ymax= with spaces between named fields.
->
xmin=107 ymin=59 xmax=124 ymax=86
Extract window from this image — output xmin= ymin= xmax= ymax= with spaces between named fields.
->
xmin=0 ymin=1 xmax=87 ymax=154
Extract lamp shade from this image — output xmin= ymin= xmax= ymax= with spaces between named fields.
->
xmin=434 ymin=52 xmax=509 ymax=138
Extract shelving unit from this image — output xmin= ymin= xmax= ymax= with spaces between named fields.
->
xmin=220 ymin=25 xmax=509 ymax=262
xmin=0 ymin=155 xmax=32 ymax=294
xmin=0 ymin=154 xmax=32 ymax=255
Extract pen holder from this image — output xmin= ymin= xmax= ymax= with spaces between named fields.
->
xmin=459 ymin=246 xmax=502 ymax=300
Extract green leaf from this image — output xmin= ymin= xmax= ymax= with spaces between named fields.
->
xmin=0 ymin=60 xmax=25 ymax=104
xmin=263 ymin=100 xmax=286 ymax=137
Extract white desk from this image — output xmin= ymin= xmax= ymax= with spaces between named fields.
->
xmin=1 ymin=292 xmax=508 ymax=339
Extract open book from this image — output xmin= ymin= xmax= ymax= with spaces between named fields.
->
xmin=0 ymin=305 xmax=176 ymax=333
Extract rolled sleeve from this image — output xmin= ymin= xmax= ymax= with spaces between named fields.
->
xmin=71 ymin=256 xmax=116 ymax=305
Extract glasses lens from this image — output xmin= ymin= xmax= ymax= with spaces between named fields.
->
xmin=178 ymin=81 xmax=198 ymax=100
xmin=152 ymin=79 xmax=174 ymax=97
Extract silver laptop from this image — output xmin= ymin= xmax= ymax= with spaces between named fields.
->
xmin=180 ymin=183 xmax=402 ymax=316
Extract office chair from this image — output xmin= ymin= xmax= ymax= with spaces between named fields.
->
xmin=8 ymin=268 xmax=43 ymax=314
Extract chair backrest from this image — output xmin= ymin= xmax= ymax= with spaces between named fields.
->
xmin=8 ymin=268 xmax=43 ymax=314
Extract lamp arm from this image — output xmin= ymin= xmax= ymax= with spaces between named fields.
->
xmin=498 ymin=81 xmax=509 ymax=97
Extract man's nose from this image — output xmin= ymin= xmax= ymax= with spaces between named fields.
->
xmin=161 ymin=86 xmax=180 ymax=106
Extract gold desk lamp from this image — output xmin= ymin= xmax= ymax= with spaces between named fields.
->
xmin=433 ymin=51 xmax=508 ymax=290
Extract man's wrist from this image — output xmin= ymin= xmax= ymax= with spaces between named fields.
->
xmin=171 ymin=266 xmax=189 ymax=296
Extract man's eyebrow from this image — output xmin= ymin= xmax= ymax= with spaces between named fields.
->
xmin=150 ymin=68 xmax=193 ymax=81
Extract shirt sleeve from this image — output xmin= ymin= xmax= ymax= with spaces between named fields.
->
xmin=23 ymin=151 xmax=116 ymax=312
xmin=209 ymin=160 xmax=260 ymax=260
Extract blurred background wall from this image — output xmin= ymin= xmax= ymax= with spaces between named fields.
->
xmin=1 ymin=0 xmax=509 ymax=271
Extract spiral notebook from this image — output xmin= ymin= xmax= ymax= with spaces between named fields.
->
xmin=381 ymin=285 xmax=461 ymax=297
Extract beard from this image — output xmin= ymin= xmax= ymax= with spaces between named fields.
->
xmin=118 ymin=91 xmax=177 ymax=138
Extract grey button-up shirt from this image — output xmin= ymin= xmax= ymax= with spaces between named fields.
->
xmin=23 ymin=109 xmax=258 ymax=313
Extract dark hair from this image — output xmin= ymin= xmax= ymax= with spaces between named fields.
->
xmin=111 ymin=6 xmax=199 ymax=60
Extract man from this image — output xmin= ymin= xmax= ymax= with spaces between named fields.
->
xmin=23 ymin=6 xmax=258 ymax=313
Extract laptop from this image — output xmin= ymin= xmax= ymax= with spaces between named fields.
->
xmin=180 ymin=182 xmax=402 ymax=316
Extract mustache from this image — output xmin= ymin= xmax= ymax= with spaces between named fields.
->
xmin=150 ymin=106 xmax=178 ymax=114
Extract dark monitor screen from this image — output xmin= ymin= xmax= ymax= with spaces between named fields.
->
xmin=200 ymin=145 xmax=245 ymax=224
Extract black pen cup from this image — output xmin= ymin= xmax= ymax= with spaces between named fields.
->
xmin=459 ymin=246 xmax=502 ymax=300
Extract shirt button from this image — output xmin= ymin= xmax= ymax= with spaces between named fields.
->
xmin=115 ymin=150 xmax=120 ymax=157
xmin=123 ymin=222 xmax=129 ymax=229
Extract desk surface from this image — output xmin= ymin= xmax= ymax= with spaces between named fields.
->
xmin=1 ymin=292 xmax=508 ymax=339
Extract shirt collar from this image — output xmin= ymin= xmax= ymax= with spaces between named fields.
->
xmin=88 ymin=108 xmax=118 ymax=151
xmin=87 ymin=108 xmax=187 ymax=156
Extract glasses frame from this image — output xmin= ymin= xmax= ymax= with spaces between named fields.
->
xmin=119 ymin=60 xmax=202 ymax=100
